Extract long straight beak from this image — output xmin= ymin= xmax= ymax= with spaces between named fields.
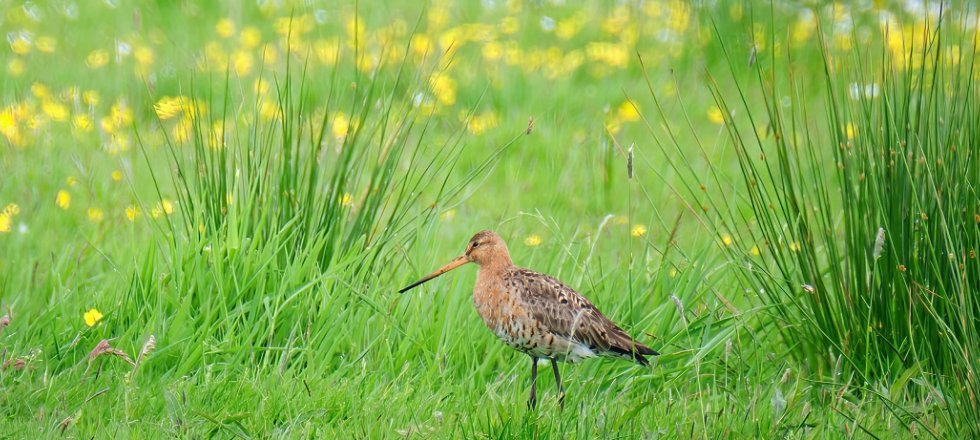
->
xmin=398 ymin=255 xmax=470 ymax=293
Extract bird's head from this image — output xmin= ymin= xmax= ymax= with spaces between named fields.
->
xmin=463 ymin=230 xmax=511 ymax=267
xmin=398 ymin=230 xmax=512 ymax=293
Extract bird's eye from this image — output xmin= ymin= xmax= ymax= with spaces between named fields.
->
xmin=472 ymin=242 xmax=480 ymax=248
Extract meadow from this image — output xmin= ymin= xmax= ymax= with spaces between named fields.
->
xmin=1 ymin=0 xmax=978 ymax=437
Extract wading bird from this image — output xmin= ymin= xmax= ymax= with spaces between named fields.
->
xmin=399 ymin=230 xmax=657 ymax=409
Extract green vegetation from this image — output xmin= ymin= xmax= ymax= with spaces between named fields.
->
xmin=0 ymin=1 xmax=977 ymax=437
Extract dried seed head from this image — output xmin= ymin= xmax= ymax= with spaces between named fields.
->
xmin=89 ymin=339 xmax=112 ymax=360
xmin=873 ymin=227 xmax=885 ymax=259
xmin=627 ymin=144 xmax=634 ymax=179
xmin=670 ymin=295 xmax=686 ymax=326
xmin=59 ymin=415 xmax=73 ymax=433
xmin=107 ymin=348 xmax=134 ymax=365
xmin=771 ymin=386 xmax=786 ymax=417
xmin=88 ymin=339 xmax=133 ymax=365
xmin=3 ymin=358 xmax=27 ymax=371
xmin=131 ymin=335 xmax=157 ymax=378
xmin=139 ymin=335 xmax=156 ymax=360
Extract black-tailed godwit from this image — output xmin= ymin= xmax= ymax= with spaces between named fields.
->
xmin=399 ymin=230 xmax=657 ymax=409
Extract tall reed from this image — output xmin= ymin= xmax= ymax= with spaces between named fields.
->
xmin=647 ymin=8 xmax=978 ymax=435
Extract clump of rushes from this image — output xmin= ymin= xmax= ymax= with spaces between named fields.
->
xmin=134 ymin=34 xmax=516 ymax=375
xmin=647 ymin=8 xmax=978 ymax=437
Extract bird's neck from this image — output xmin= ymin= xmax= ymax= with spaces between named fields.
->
xmin=477 ymin=258 xmax=513 ymax=278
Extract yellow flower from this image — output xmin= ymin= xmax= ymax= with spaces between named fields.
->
xmin=172 ymin=119 xmax=193 ymax=143
xmin=261 ymin=46 xmax=279 ymax=65
xmin=110 ymin=101 xmax=134 ymax=126
xmin=107 ymin=133 xmax=131 ymax=154
xmin=154 ymin=96 xmax=182 ymax=120
xmin=708 ymin=105 xmax=725 ymax=125
xmin=466 ymin=111 xmax=499 ymax=135
xmin=254 ymin=78 xmax=271 ymax=95
xmin=66 ymin=176 xmax=78 ymax=187
xmin=617 ymin=101 xmax=641 ymax=122
xmin=111 ymin=170 xmax=123 ymax=182
xmin=721 ymin=234 xmax=734 ymax=246
xmin=845 ymin=122 xmax=855 ymax=140
xmin=440 ymin=209 xmax=456 ymax=221
xmin=429 ymin=73 xmax=457 ymax=106
xmin=55 ymin=190 xmax=71 ymax=209
xmin=41 ymin=100 xmax=69 ymax=122
xmin=82 ymin=90 xmax=100 ymax=107
xmin=0 ymin=204 xmax=18 ymax=232
xmin=87 ymin=208 xmax=104 ymax=222
xmin=216 ymin=19 xmax=236 ymax=38
xmin=750 ymin=245 xmax=761 ymax=256
xmin=410 ymin=34 xmax=432 ymax=57
xmin=729 ymin=3 xmax=744 ymax=20
xmin=231 ymin=49 xmax=253 ymax=76
xmin=791 ymin=14 xmax=816 ymax=46
xmin=668 ymin=268 xmax=678 ymax=278
xmin=31 ymin=83 xmax=51 ymax=99
xmin=524 ymin=234 xmax=543 ymax=247
xmin=427 ymin=6 xmax=449 ymax=29
xmin=10 ymin=36 xmax=31 ymax=55
xmin=240 ymin=27 xmax=262 ymax=49
xmin=151 ymin=199 xmax=175 ymax=218
xmin=556 ymin=15 xmax=585 ymax=40
xmin=501 ymin=16 xmax=519 ymax=35
xmin=86 ymin=50 xmax=109 ymax=69
xmin=36 ymin=36 xmax=57 ymax=53
xmin=275 ymin=14 xmax=314 ymax=36
xmin=0 ymin=110 xmax=19 ymax=140
xmin=208 ymin=121 xmax=225 ymax=150
xmin=101 ymin=116 xmax=116 ymax=134
xmin=7 ymin=59 xmax=25 ymax=76
xmin=631 ymin=225 xmax=647 ymax=237
xmin=789 ymin=241 xmax=802 ymax=252
xmin=126 ymin=205 xmax=141 ymax=221
xmin=482 ymin=41 xmax=502 ymax=61
xmin=134 ymin=46 xmax=155 ymax=67
xmin=332 ymin=112 xmax=350 ymax=139
xmin=73 ymin=114 xmax=93 ymax=132
xmin=585 ymin=42 xmax=629 ymax=69
xmin=259 ymin=101 xmax=282 ymax=121
xmin=83 ymin=308 xmax=104 ymax=327
xmin=340 ymin=193 xmax=354 ymax=206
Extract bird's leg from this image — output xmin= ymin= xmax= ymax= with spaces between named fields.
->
xmin=551 ymin=359 xmax=565 ymax=409
xmin=528 ymin=357 xmax=538 ymax=410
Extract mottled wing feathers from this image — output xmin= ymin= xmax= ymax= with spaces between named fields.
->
xmin=505 ymin=268 xmax=657 ymax=365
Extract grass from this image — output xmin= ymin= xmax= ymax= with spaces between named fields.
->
xmin=1 ymin=0 xmax=978 ymax=437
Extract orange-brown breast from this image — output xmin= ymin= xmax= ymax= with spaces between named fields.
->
xmin=473 ymin=266 xmax=597 ymax=361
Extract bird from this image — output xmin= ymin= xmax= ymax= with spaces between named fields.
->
xmin=399 ymin=230 xmax=658 ymax=409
